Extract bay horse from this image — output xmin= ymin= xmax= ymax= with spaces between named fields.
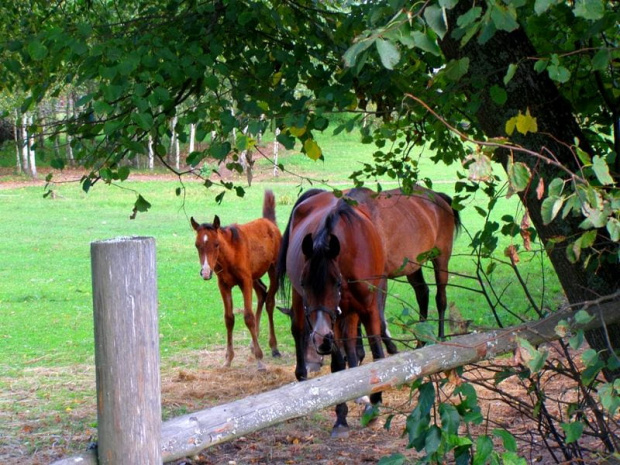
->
xmin=276 ymin=189 xmax=386 ymax=438
xmin=191 ymin=189 xmax=281 ymax=371
xmin=346 ymin=186 xmax=461 ymax=341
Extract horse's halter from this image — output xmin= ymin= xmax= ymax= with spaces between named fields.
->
xmin=300 ymin=273 xmax=343 ymax=332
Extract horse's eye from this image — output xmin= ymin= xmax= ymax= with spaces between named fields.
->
xmin=214 ymin=242 xmax=220 ymax=248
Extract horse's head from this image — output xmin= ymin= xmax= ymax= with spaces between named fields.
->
xmin=191 ymin=215 xmax=222 ymax=280
xmin=300 ymin=232 xmax=342 ymax=356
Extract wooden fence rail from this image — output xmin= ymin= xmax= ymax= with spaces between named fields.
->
xmin=53 ymin=281 xmax=620 ymax=464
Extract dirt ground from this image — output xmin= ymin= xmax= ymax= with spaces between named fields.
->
xmin=2 ymin=341 xmax=615 ymax=465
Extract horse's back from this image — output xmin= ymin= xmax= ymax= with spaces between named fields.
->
xmin=348 ymin=187 xmax=457 ymax=277
xmin=240 ymin=218 xmax=282 ymax=278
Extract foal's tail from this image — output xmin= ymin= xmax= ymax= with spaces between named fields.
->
xmin=263 ymin=189 xmax=277 ymax=225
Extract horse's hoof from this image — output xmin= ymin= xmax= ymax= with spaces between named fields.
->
xmin=222 ymin=360 xmax=232 ymax=368
xmin=257 ymin=361 xmax=267 ymax=371
xmin=331 ymin=425 xmax=349 ymax=439
xmin=272 ymin=349 xmax=282 ymax=358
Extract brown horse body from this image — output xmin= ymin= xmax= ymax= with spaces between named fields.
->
xmin=277 ymin=189 xmax=386 ymax=437
xmin=191 ymin=190 xmax=281 ymax=370
xmin=347 ymin=186 xmax=461 ymax=340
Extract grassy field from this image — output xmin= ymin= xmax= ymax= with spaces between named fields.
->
xmin=0 ymin=130 xmax=564 ymax=462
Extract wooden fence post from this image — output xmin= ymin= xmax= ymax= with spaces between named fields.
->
xmin=91 ymin=236 xmax=161 ymax=464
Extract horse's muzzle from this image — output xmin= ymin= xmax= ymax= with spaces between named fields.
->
xmin=312 ymin=331 xmax=334 ymax=355
xmin=200 ymin=270 xmax=213 ymax=280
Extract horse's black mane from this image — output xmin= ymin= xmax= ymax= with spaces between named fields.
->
xmin=307 ymin=199 xmax=358 ymax=297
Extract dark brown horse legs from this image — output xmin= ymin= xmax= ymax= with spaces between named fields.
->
xmin=330 ymin=348 xmax=349 ymax=438
xmin=220 ymin=287 xmax=235 ymax=367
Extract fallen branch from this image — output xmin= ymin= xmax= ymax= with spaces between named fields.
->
xmin=53 ymin=292 xmax=620 ymax=464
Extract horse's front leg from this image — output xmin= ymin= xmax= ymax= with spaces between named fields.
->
xmin=291 ymin=291 xmax=308 ymax=381
xmin=362 ymin=309 xmax=385 ymax=411
xmin=330 ymin=340 xmax=350 ymax=438
xmin=218 ymin=283 xmax=235 ymax=368
xmin=241 ymin=278 xmax=265 ymax=371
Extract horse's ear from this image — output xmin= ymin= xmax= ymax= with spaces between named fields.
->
xmin=213 ymin=215 xmax=220 ymax=229
xmin=302 ymin=233 xmax=314 ymax=258
xmin=190 ymin=217 xmax=199 ymax=231
xmin=327 ymin=234 xmax=340 ymax=259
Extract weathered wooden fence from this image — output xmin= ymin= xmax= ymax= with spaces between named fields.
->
xmin=52 ymin=237 xmax=620 ymax=464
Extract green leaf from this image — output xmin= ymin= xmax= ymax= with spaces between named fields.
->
xmin=424 ymin=5 xmax=448 ymax=39
xmin=574 ymin=309 xmax=594 ymax=326
xmin=118 ymin=166 xmax=130 ymax=181
xmin=592 ymin=155 xmax=614 ymax=185
xmin=592 ymin=49 xmax=611 ymax=71
xmin=439 ymin=403 xmax=461 ymax=434
xmin=561 ymin=421 xmax=584 ymax=444
xmin=607 ymin=217 xmax=620 ymax=242
xmin=508 ymin=161 xmax=531 ymax=193
xmin=443 ymin=57 xmax=470 ymax=81
xmin=412 ymin=31 xmax=440 ymax=56
xmin=490 ymin=3 xmax=519 ymax=32
xmin=490 ymin=85 xmax=507 ymax=105
xmin=548 ymin=178 xmax=564 ymax=197
xmin=457 ymin=6 xmax=482 ymax=27
xmin=28 ymin=40 xmax=48 ymax=60
xmin=343 ymin=38 xmax=374 ymax=68
xmin=548 ymin=64 xmax=571 ymax=83
xmin=541 ymin=195 xmax=564 ymax=224
xmin=504 ymin=63 xmax=517 ymax=85
xmin=534 ymin=0 xmax=560 ymax=15
xmin=473 ymin=435 xmax=493 ymax=465
xmin=377 ymin=453 xmax=407 ymax=465
xmin=573 ymin=0 xmax=604 ymax=20
xmin=493 ymin=428 xmax=517 ymax=453
xmin=375 ymin=39 xmax=401 ymax=70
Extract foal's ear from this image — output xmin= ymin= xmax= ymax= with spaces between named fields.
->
xmin=213 ymin=215 xmax=220 ymax=229
xmin=327 ymin=234 xmax=340 ymax=259
xmin=302 ymin=233 xmax=314 ymax=258
xmin=190 ymin=217 xmax=200 ymax=231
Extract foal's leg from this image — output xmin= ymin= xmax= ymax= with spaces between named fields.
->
xmin=241 ymin=278 xmax=265 ymax=370
xmin=264 ymin=267 xmax=281 ymax=357
xmin=218 ymin=283 xmax=235 ymax=367
xmin=250 ymin=279 xmax=267 ymax=354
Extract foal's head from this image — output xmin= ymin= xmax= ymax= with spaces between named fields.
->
xmin=191 ymin=216 xmax=222 ymax=280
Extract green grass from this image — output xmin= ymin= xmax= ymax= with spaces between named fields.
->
xmin=0 ymin=132 xmax=563 ymax=365
xmin=0 ymin=131 xmax=564 ymax=461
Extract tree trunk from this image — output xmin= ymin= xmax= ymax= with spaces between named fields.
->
xmin=438 ymin=2 xmax=620 ymax=377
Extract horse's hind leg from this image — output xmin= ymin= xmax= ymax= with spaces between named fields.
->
xmin=433 ymin=258 xmax=450 ymax=340
xmin=407 ymin=268 xmax=430 ymax=347
xmin=378 ymin=278 xmax=398 ymax=354
xmin=264 ymin=267 xmax=281 ymax=357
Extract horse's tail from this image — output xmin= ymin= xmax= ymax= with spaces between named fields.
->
xmin=437 ymin=192 xmax=462 ymax=236
xmin=263 ymin=189 xmax=277 ymax=225
xmin=276 ymin=188 xmax=326 ymax=299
